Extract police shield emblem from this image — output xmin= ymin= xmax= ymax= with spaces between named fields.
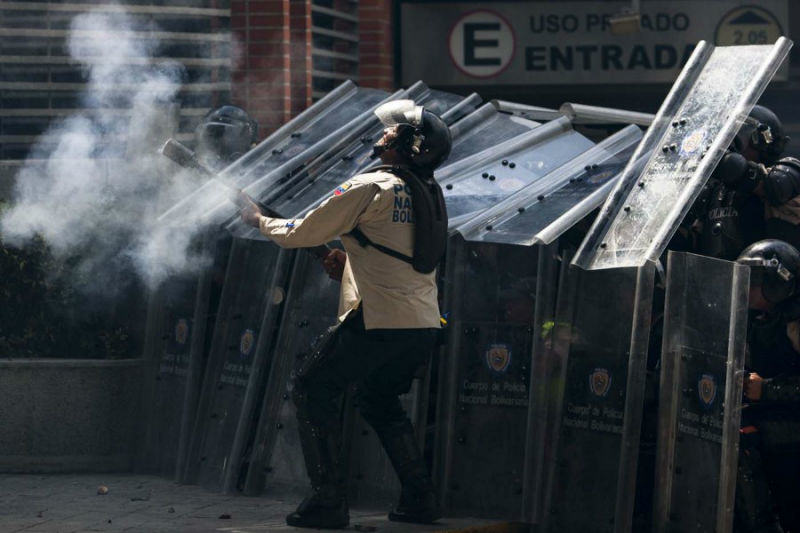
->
xmin=174 ymin=318 xmax=189 ymax=345
xmin=485 ymin=344 xmax=511 ymax=373
xmin=698 ymin=373 xmax=717 ymax=407
xmin=589 ymin=368 xmax=612 ymax=397
xmin=680 ymin=129 xmax=707 ymax=157
xmin=239 ymin=329 xmax=255 ymax=358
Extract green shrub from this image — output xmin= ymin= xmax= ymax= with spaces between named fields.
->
xmin=0 ymin=202 xmax=135 ymax=358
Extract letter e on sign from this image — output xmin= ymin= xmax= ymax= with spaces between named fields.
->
xmin=449 ymin=10 xmax=515 ymax=78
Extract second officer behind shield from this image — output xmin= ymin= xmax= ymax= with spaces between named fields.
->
xmin=735 ymin=239 xmax=800 ymax=532
xmin=240 ymin=100 xmax=451 ymax=529
xmin=693 ymin=105 xmax=800 ymax=259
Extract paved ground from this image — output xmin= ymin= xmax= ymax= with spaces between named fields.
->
xmin=0 ymin=474 xmax=513 ymax=533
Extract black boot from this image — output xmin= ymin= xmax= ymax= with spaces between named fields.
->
xmin=388 ymin=482 xmax=441 ymax=524
xmin=287 ymin=385 xmax=349 ymax=529
xmin=375 ymin=419 xmax=441 ymax=524
xmin=286 ymin=486 xmax=349 ymax=529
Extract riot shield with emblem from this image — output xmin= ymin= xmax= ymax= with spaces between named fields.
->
xmin=136 ymin=230 xmax=226 ymax=480
xmin=136 ymin=272 xmax=200 ymax=476
xmin=433 ymin=235 xmax=553 ymax=518
xmin=182 ymin=239 xmax=292 ymax=489
xmin=574 ymin=39 xmax=792 ymax=271
xmin=653 ymin=252 xmax=749 ymax=533
xmin=432 ymin=124 xmax=643 ymax=520
xmin=540 ymin=262 xmax=655 ymax=533
xmin=241 ymin=249 xmax=341 ymax=496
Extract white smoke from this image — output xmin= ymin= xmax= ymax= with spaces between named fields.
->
xmin=0 ymin=5 xmax=223 ymax=292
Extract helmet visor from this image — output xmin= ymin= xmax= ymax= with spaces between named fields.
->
xmin=374 ymin=100 xmax=423 ymax=128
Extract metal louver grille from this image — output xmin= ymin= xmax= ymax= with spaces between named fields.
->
xmin=311 ymin=0 xmax=358 ymax=99
xmin=0 ymin=1 xmax=232 ymax=160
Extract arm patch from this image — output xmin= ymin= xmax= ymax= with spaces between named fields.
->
xmin=334 ymin=182 xmax=352 ymax=196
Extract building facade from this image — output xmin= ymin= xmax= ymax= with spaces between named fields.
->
xmin=2 ymin=0 xmax=798 ymax=164
xmin=0 ymin=0 xmax=394 ymax=165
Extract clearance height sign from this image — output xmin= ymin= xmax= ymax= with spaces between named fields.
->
xmin=400 ymin=1 xmax=788 ymax=85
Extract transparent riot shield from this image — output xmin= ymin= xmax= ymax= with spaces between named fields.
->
xmin=439 ymin=117 xmax=595 ymax=223
xmin=432 ymin=235 xmax=555 ymax=518
xmin=442 ymin=118 xmax=642 ymax=524
xmin=137 ymin=230 xmax=226 ymax=480
xmin=345 ymin=371 xmax=430 ymax=508
xmin=653 ymin=252 xmax=749 ymax=533
xmin=159 ymin=82 xmax=389 ymax=227
xmin=446 ymin=102 xmax=538 ymax=162
xmin=574 ymin=39 xmax=792 ymax=270
xmin=521 ymin=248 xmax=571 ymax=525
xmin=458 ymin=124 xmax=643 ymax=245
xmin=182 ymin=238 xmax=292 ymax=489
xmin=541 ymin=262 xmax=655 ymax=533
xmin=264 ymin=101 xmax=535 ymax=226
xmin=242 ymin=84 xmax=465 ymax=218
xmin=137 ymin=272 xmax=199 ymax=476
xmin=163 ymin=81 xmax=464 ymax=230
xmin=241 ymin=249 xmax=341 ymax=496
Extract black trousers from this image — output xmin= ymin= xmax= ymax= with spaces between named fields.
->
xmin=296 ymin=309 xmax=437 ymax=431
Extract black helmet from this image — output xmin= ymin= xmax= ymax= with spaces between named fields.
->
xmin=734 ymin=105 xmax=789 ymax=165
xmin=195 ymin=105 xmax=258 ymax=165
xmin=372 ymin=100 xmax=452 ymax=171
xmin=737 ymin=239 xmax=800 ymax=303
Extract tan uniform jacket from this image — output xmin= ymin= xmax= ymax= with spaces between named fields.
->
xmin=258 ymin=170 xmax=440 ymax=330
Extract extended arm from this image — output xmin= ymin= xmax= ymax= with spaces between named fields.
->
xmin=256 ymin=180 xmax=379 ymax=249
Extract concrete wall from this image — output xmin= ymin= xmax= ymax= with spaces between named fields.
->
xmin=0 ymin=359 xmax=144 ymax=473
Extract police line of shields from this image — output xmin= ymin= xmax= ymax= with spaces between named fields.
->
xmin=533 ymin=39 xmax=791 ymax=532
xmin=140 ymin=74 xmax=655 ymax=511
xmin=136 ymin=80 xmax=392 ymax=481
xmin=533 ymin=254 xmax=745 ymax=533
xmin=235 ymin=93 xmax=548 ymax=501
xmin=137 ymin=39 xmax=789 ymax=529
xmin=433 ymin=125 xmax=643 ymax=519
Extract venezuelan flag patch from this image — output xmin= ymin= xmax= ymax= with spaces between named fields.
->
xmin=334 ymin=182 xmax=352 ymax=196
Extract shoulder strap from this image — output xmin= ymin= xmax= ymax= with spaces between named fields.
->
xmin=346 ymin=164 xmax=414 ymax=264
xmin=348 ymin=226 xmax=414 ymax=265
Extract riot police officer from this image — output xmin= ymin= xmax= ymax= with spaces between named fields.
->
xmin=694 ymin=106 xmax=799 ymax=260
xmin=240 ymin=100 xmax=451 ymax=529
xmin=735 ymin=239 xmax=800 ymax=532
xmin=195 ymin=105 xmax=258 ymax=170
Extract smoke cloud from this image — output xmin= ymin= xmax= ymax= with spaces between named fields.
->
xmin=0 ymin=5 xmax=225 ymax=294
